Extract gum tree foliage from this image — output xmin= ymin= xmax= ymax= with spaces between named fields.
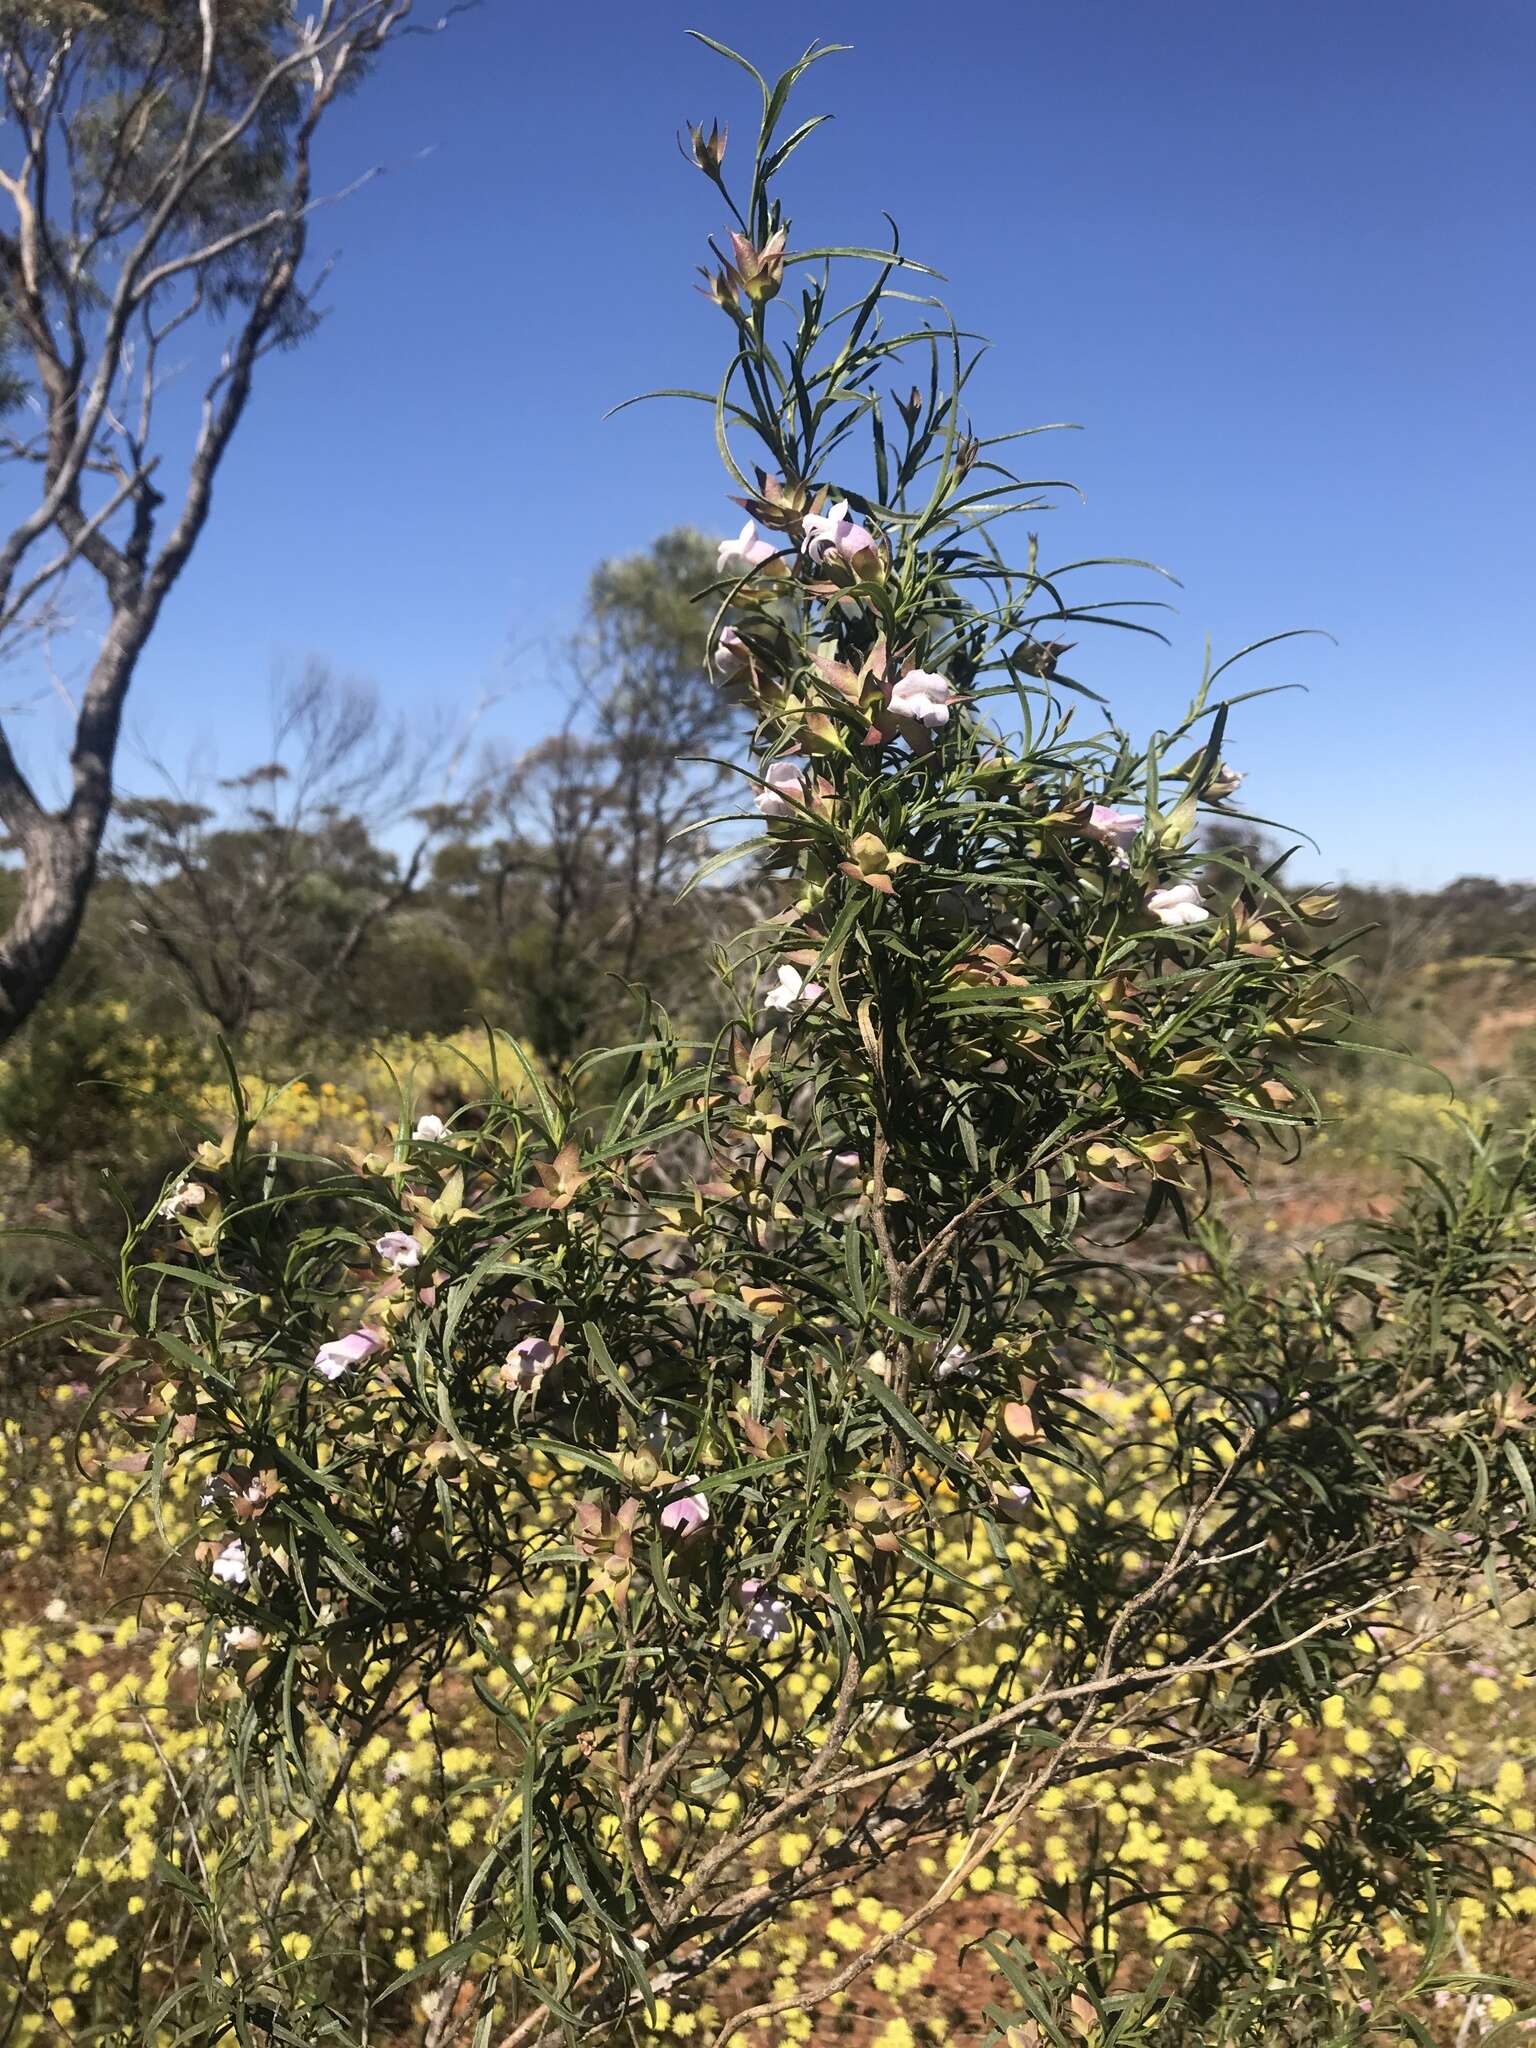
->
xmin=102 ymin=41 xmax=1536 ymax=2048
xmin=0 ymin=0 xmax=433 ymax=1040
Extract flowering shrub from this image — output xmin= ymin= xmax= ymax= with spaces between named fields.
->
xmin=91 ymin=40 xmax=1536 ymax=2047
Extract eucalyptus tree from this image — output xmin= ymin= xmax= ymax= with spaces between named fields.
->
xmin=0 ymin=0 xmax=443 ymax=1038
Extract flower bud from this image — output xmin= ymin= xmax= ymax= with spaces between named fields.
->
xmin=685 ymin=118 xmax=727 ymax=175
xmin=727 ymin=228 xmax=787 ymax=304
xmin=1016 ymin=637 xmax=1074 ymax=680
xmin=618 ymin=1446 xmax=663 ymax=1489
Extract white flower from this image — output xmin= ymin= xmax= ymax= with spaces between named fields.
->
xmin=714 ymin=625 xmax=750 ymax=676
xmin=373 ymin=1230 xmax=422 ymax=1272
xmin=499 ymin=1335 xmax=560 ymax=1393
xmin=660 ymin=1482 xmax=711 ymax=1538
xmin=936 ymin=1343 xmax=977 ymax=1380
xmin=314 ymin=1329 xmax=384 ymax=1381
xmin=222 ymin=1626 xmax=264 ymax=1656
xmin=762 ymin=963 xmax=824 ymax=1015
xmin=738 ymin=1579 xmax=789 ymax=1642
xmin=159 ymin=1179 xmax=208 ymax=1221
xmin=211 ymin=1540 xmax=248 ymax=1586
xmin=800 ymin=498 xmax=877 ymax=565
xmin=755 ymin=759 xmax=806 ymax=819
xmin=1083 ymin=804 xmax=1140 ymax=867
xmin=717 ymin=519 xmax=776 ymax=578
xmin=1146 ymin=881 xmax=1211 ymax=929
xmin=412 ymin=1114 xmax=446 ymax=1142
xmin=888 ymin=668 xmax=953 ymax=729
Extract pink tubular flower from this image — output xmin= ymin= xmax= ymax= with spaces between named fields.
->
xmin=373 ymin=1230 xmax=422 ymax=1272
xmin=314 ymin=1328 xmax=385 ymax=1382
xmin=717 ymin=519 xmax=776 ymax=578
xmin=801 ymin=497 xmax=878 ymax=567
xmin=412 ymin=1113 xmax=447 ymax=1142
xmin=888 ymin=668 xmax=953 ymax=730
xmin=714 ymin=625 xmax=750 ymax=676
xmin=211 ymin=1540 xmax=248 ymax=1586
xmin=1084 ymin=804 xmax=1141 ymax=865
xmin=755 ymin=758 xmax=806 ymax=819
xmin=1146 ymin=880 xmax=1211 ymax=929
xmin=660 ymin=1484 xmax=711 ymax=1539
xmin=499 ymin=1335 xmax=559 ymax=1393
xmin=762 ymin=963 xmax=824 ymax=1015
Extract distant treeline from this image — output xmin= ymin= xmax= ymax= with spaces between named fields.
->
xmin=1332 ymin=876 xmax=1536 ymax=977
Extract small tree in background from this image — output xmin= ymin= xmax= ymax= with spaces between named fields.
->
xmin=0 ymin=0 xmax=441 ymax=1040
xmin=99 ymin=40 xmax=1536 ymax=2048
xmin=107 ymin=664 xmax=454 ymax=1041
xmin=453 ymin=530 xmax=744 ymax=1064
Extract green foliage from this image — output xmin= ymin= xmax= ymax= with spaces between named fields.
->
xmin=982 ymin=1751 xmax=1529 ymax=2043
xmin=83 ymin=39 xmax=1536 ymax=2047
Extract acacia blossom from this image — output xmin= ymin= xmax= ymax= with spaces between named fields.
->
xmin=762 ymin=963 xmax=824 ymax=1015
xmin=1146 ymin=880 xmax=1211 ymax=929
xmin=888 ymin=668 xmax=953 ymax=729
xmin=717 ymin=519 xmax=776 ymax=578
xmin=314 ymin=1328 xmax=385 ymax=1382
xmin=373 ymin=1230 xmax=422 ymax=1272
xmin=754 ymin=758 xmax=806 ymax=819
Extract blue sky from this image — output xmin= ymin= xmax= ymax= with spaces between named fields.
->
xmin=16 ymin=0 xmax=1532 ymax=886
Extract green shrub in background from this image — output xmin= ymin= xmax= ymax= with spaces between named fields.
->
xmin=79 ymin=40 xmax=1536 ymax=2048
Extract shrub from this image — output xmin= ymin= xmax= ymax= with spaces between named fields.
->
xmin=95 ymin=41 xmax=1534 ymax=2046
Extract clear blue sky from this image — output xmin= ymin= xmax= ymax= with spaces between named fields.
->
xmin=29 ymin=0 xmax=1534 ymax=887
